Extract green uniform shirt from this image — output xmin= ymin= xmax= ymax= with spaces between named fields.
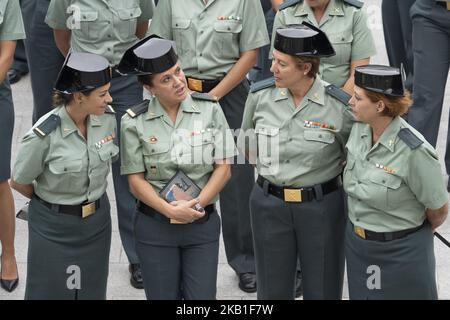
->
xmin=120 ymin=94 xmax=237 ymax=203
xmin=344 ymin=117 xmax=448 ymax=232
xmin=149 ymin=0 xmax=270 ymax=80
xmin=239 ymin=76 xmax=354 ymax=187
xmin=270 ymin=0 xmax=376 ymax=87
xmin=13 ymin=106 xmax=118 ymax=205
xmin=45 ymin=0 xmax=154 ymax=65
xmin=0 ymin=0 xmax=26 ymax=40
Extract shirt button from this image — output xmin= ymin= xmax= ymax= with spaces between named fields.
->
xmin=286 ymin=160 xmax=290 ymax=163
xmin=64 ymin=168 xmax=67 ymax=172
xmin=200 ymin=30 xmax=204 ymax=34
xmin=175 ymin=23 xmax=179 ymax=27
xmin=200 ymin=53 xmax=203 ymax=57
xmin=382 ymin=180 xmax=386 ymax=184
xmin=289 ymin=138 xmax=293 ymax=141
xmin=318 ymin=134 xmax=323 ymax=138
xmin=151 ymin=149 xmax=155 ymax=152
xmin=358 ymin=199 xmax=361 ymax=202
xmin=282 ymin=182 xmax=285 ymax=185
xmin=356 ymin=218 xmax=360 ymax=222
xmin=199 ymin=71 xmax=203 ymax=74
xmin=366 ymin=158 xmax=370 ymax=161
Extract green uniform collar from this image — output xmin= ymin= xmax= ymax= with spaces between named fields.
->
xmin=146 ymin=95 xmax=201 ymax=121
xmin=296 ymin=0 xmax=345 ymax=21
xmin=275 ymin=77 xmax=325 ymax=106
xmin=59 ymin=106 xmax=103 ymax=138
xmin=361 ymin=116 xmax=402 ymax=153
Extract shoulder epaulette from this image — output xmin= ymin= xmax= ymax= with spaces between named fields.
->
xmin=33 ymin=114 xmax=61 ymax=138
xmin=250 ymin=77 xmax=275 ymax=93
xmin=191 ymin=92 xmax=218 ymax=102
xmin=343 ymin=0 xmax=363 ymax=9
xmin=325 ymin=84 xmax=351 ymax=105
xmin=105 ymin=105 xmax=116 ymax=114
xmin=126 ymin=100 xmax=150 ymax=118
xmin=279 ymin=0 xmax=303 ymax=11
xmin=398 ymin=128 xmax=424 ymax=150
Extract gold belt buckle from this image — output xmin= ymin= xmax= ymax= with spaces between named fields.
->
xmin=170 ymin=218 xmax=187 ymax=224
xmin=82 ymin=202 xmax=96 ymax=218
xmin=447 ymin=2 xmax=450 ymax=10
xmin=354 ymin=225 xmax=366 ymax=239
xmin=187 ymin=78 xmax=203 ymax=92
xmin=284 ymin=189 xmax=302 ymax=202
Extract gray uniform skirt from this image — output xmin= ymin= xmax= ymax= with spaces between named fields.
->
xmin=0 ymin=79 xmax=14 ymax=182
xmin=25 ymin=193 xmax=112 ymax=300
xmin=345 ymin=220 xmax=437 ymax=300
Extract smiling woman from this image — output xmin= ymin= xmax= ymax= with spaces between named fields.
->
xmin=10 ymin=52 xmax=118 ymax=300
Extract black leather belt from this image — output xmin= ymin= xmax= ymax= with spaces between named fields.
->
xmin=137 ymin=201 xmax=215 ymax=225
xmin=256 ymin=175 xmax=342 ymax=203
xmin=34 ymin=194 xmax=101 ymax=218
xmin=352 ymin=221 xmax=425 ymax=242
xmin=186 ymin=77 xmax=222 ymax=93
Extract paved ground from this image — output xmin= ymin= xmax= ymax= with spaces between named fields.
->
xmin=1 ymin=0 xmax=450 ymax=300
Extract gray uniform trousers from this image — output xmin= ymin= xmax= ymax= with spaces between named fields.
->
xmin=381 ymin=0 xmax=415 ymax=91
xmin=249 ymin=182 xmax=346 ymax=300
xmin=109 ymin=75 xmax=143 ymax=265
xmin=407 ymin=3 xmax=450 ymax=173
xmin=134 ymin=209 xmax=221 ymax=300
xmin=25 ymin=194 xmax=112 ymax=300
xmin=345 ymin=221 xmax=437 ymax=300
xmin=21 ymin=0 xmax=64 ymax=124
xmin=0 ymin=79 xmax=14 ymax=182
xmin=218 ymin=80 xmax=256 ymax=274
xmin=11 ymin=40 xmax=28 ymax=75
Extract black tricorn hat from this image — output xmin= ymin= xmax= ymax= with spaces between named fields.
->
xmin=355 ymin=64 xmax=406 ymax=97
xmin=117 ymin=34 xmax=178 ymax=76
xmin=274 ymin=22 xmax=335 ymax=57
xmin=54 ymin=52 xmax=112 ymax=94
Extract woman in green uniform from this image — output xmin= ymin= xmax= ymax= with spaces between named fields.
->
xmin=11 ymin=52 xmax=118 ymax=300
xmin=45 ymin=0 xmax=154 ymax=288
xmin=344 ymin=65 xmax=448 ymax=299
xmin=239 ymin=24 xmax=354 ymax=299
xmin=271 ymin=0 xmax=376 ymax=94
xmin=0 ymin=0 xmax=25 ymax=293
xmin=149 ymin=0 xmax=270 ymax=292
xmin=119 ymin=36 xmax=237 ymax=300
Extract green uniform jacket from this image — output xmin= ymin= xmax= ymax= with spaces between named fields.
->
xmin=344 ymin=117 xmax=448 ymax=232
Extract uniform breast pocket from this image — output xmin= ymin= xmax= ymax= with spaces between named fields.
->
xmin=117 ymin=7 xmax=142 ymax=39
xmin=48 ymin=159 xmax=84 ymax=192
xmin=142 ymin=142 xmax=171 ymax=181
xmin=368 ymin=171 xmax=402 ymax=210
xmin=324 ymin=31 xmax=353 ymax=66
xmin=213 ymin=20 xmax=242 ymax=59
xmin=255 ymin=126 xmax=280 ymax=171
xmin=73 ymin=11 xmax=107 ymax=42
xmin=172 ymin=18 xmax=192 ymax=56
xmin=303 ymin=129 xmax=336 ymax=166
xmin=188 ymin=131 xmax=215 ymax=165
xmin=93 ymin=143 xmax=120 ymax=179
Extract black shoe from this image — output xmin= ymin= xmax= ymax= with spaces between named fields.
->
xmin=7 ymin=69 xmax=26 ymax=85
xmin=238 ymin=272 xmax=257 ymax=293
xmin=295 ymin=271 xmax=303 ymax=298
xmin=0 ymin=256 xmax=19 ymax=293
xmin=129 ymin=263 xmax=144 ymax=289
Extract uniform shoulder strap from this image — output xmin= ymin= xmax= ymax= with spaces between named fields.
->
xmin=279 ymin=0 xmax=303 ymax=10
xmin=190 ymin=92 xmax=218 ymax=102
xmin=104 ymin=105 xmax=116 ymax=114
xmin=126 ymin=100 xmax=150 ymax=118
xmin=343 ymin=0 xmax=363 ymax=9
xmin=33 ymin=114 xmax=61 ymax=138
xmin=250 ymin=77 xmax=275 ymax=93
xmin=398 ymin=128 xmax=424 ymax=150
xmin=325 ymin=84 xmax=351 ymax=105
